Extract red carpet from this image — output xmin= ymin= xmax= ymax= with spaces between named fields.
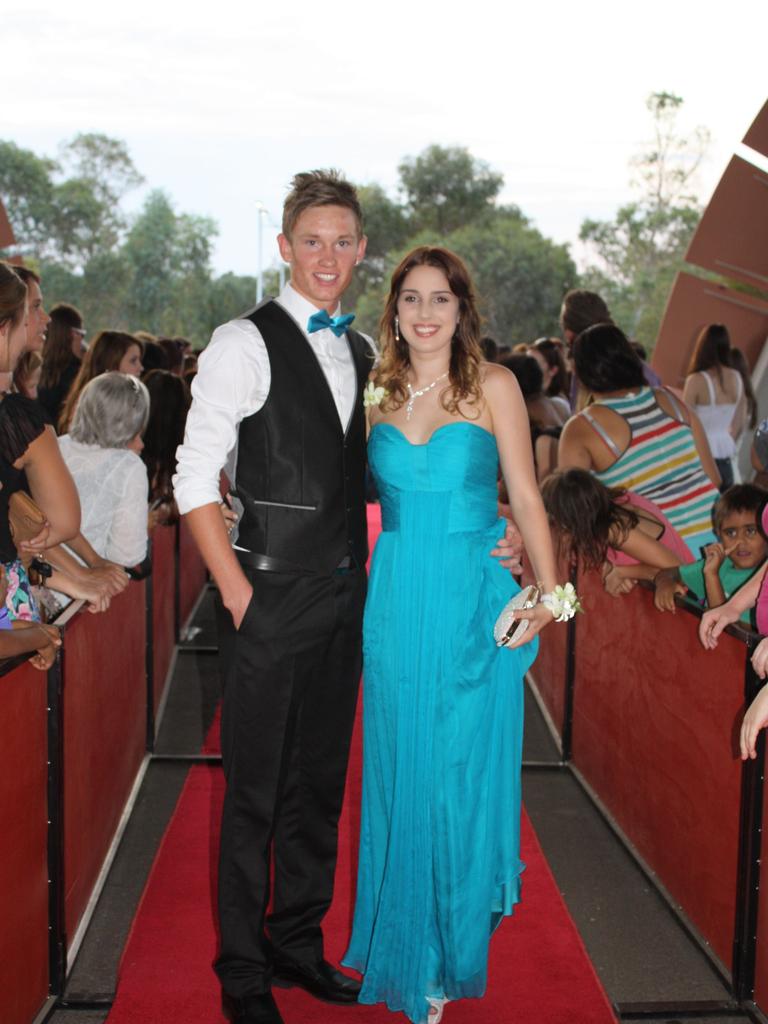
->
xmin=114 ymin=500 xmax=615 ymax=1022
xmin=109 ymin=738 xmax=616 ymax=1023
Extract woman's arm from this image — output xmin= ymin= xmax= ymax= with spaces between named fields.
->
xmin=603 ymin=526 xmax=681 ymax=596
xmin=653 ymin=566 xmax=688 ymax=612
xmin=618 ymin=524 xmax=682 ymax=571
xmin=485 ymin=366 xmax=558 ymax=643
xmin=699 ymin=561 xmax=768 ymax=648
xmin=45 ymin=542 xmax=127 ymax=602
xmin=2 ymin=621 xmax=61 ymax=670
xmin=16 ymin=427 xmax=80 ymax=546
xmin=730 ymin=388 xmax=747 ymax=441
xmin=59 ymin=534 xmax=129 ymax=594
xmin=46 ymin=568 xmax=111 ymax=613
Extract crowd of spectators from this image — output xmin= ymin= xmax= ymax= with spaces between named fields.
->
xmin=0 ymin=260 xmax=196 ymax=666
xmin=488 ymin=289 xmax=768 ymax=686
xmin=1 ymin=258 xmax=766 ymax=692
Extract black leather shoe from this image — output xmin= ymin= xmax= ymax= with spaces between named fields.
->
xmin=272 ymin=957 xmax=361 ymax=1004
xmin=224 ymin=991 xmax=284 ymax=1024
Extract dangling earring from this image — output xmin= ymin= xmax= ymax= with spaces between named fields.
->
xmin=394 ymin=316 xmax=400 ymax=342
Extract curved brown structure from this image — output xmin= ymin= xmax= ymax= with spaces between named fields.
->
xmin=652 ymin=100 xmax=768 ymax=388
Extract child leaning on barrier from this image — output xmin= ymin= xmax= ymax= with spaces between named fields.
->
xmin=655 ymin=485 xmax=767 ymax=620
xmin=540 ymin=468 xmax=689 ymax=597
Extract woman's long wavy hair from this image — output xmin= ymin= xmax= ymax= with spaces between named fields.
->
xmin=40 ymin=303 xmax=83 ymax=391
xmin=687 ymin=323 xmax=731 ymax=384
xmin=141 ymin=369 xmax=191 ymax=504
xmin=374 ymin=247 xmax=483 ymax=414
xmin=59 ymin=330 xmax=141 ymax=433
xmin=0 ymin=262 xmax=26 ymax=330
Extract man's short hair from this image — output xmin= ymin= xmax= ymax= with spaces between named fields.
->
xmin=560 ymin=289 xmax=612 ymax=336
xmin=713 ymin=484 xmax=767 ymax=537
xmin=282 ymin=169 xmax=363 ymax=240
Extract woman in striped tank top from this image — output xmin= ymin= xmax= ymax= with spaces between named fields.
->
xmin=558 ymin=323 xmax=721 ymax=559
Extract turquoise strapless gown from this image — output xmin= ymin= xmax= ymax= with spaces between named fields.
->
xmin=343 ymin=422 xmax=538 ymax=1024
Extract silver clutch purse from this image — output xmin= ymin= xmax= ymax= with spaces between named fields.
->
xmin=493 ymin=584 xmax=541 ymax=648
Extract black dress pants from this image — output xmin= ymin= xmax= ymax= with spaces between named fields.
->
xmin=213 ymin=566 xmax=366 ymax=999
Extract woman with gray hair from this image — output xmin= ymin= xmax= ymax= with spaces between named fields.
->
xmin=58 ymin=372 xmax=150 ymax=567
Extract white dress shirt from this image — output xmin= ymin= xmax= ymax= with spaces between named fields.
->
xmin=174 ymin=283 xmax=371 ymax=517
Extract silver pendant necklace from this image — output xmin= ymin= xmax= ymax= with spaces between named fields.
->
xmin=405 ymin=373 xmax=448 ymax=421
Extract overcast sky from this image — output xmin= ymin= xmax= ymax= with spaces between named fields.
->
xmin=5 ymin=0 xmax=767 ymax=276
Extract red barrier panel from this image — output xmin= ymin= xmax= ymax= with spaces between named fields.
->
xmin=572 ymin=569 xmax=745 ymax=970
xmin=0 ymin=662 xmax=49 ymax=1024
xmin=178 ymin=517 xmax=207 ymax=629
xmin=62 ymin=583 xmax=146 ymax=942
xmin=151 ymin=526 xmax=176 ymax=715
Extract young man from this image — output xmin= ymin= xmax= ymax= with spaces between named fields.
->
xmin=175 ymin=170 xmax=371 ymax=1024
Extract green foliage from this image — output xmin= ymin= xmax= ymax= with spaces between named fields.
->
xmin=579 ymin=91 xmax=709 ymax=349
xmin=351 ymin=150 xmax=576 ymax=344
xmin=0 ymin=140 xmax=57 ymax=253
xmin=398 ymin=145 xmax=503 ymax=234
xmin=1 ymin=137 xmax=577 ymax=347
xmin=0 ymin=134 xmax=144 ymax=266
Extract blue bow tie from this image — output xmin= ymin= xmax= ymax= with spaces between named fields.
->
xmin=307 ymin=310 xmax=355 ymax=337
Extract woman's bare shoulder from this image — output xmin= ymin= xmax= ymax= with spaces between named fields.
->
xmin=480 ymin=361 xmax=518 ymax=395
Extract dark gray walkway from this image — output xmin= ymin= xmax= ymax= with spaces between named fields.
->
xmin=48 ymin=586 xmax=745 ymax=1024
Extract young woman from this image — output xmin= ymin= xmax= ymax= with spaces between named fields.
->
xmin=38 ymin=302 xmax=85 ymax=425
xmin=141 ymin=369 xmax=191 ymax=525
xmin=683 ymin=324 xmax=745 ymax=490
xmin=0 ymin=263 xmax=80 ymax=642
xmin=559 ymin=322 xmax=720 ymax=558
xmin=58 ymin=330 xmax=143 ymax=433
xmin=343 ymin=247 xmax=563 ymax=1024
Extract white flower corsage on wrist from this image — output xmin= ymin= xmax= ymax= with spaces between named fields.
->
xmin=363 ymin=381 xmax=388 ymax=408
xmin=540 ymin=582 xmax=582 ymax=622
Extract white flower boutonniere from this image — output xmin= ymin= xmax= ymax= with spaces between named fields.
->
xmin=364 ymin=382 xmax=388 ymax=408
xmin=541 ymin=582 xmax=583 ymax=622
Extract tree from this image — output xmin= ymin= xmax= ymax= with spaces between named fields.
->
xmin=343 ymin=183 xmax=411 ymax=310
xmin=56 ymin=133 xmax=144 ymax=261
xmin=579 ymin=92 xmax=710 ymax=348
xmin=0 ymin=141 xmax=57 ymax=254
xmin=354 ymin=209 xmax=576 ymax=344
xmin=122 ymin=190 xmax=217 ymax=336
xmin=0 ymin=133 xmax=143 ymax=267
xmin=398 ymin=146 xmax=503 ymax=234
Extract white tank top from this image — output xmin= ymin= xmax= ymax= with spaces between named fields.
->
xmin=693 ymin=370 xmax=742 ymax=459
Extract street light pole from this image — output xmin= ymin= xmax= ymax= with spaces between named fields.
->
xmin=255 ymin=201 xmax=267 ymax=303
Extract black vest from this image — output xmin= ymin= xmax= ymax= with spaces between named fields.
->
xmin=234 ymin=300 xmax=372 ymax=574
